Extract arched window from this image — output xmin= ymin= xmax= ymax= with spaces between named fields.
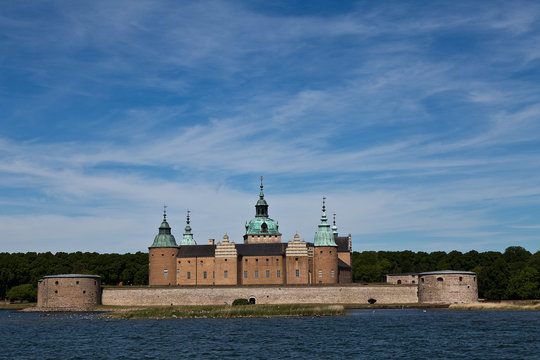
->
xmin=437 ymin=277 xmax=444 ymax=282
xmin=397 ymin=280 xmax=402 ymax=284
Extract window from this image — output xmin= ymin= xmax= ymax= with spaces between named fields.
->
xmin=295 ymin=257 xmax=298 ymax=261
xmin=76 ymin=281 xmax=79 ymax=285
xmin=421 ymin=278 xmax=424 ymax=283
xmin=296 ymin=269 xmax=300 ymax=277
xmin=55 ymin=281 xmax=59 ymax=285
xmin=244 ymin=271 xmax=248 ymax=279
xmin=331 ymin=270 xmax=335 ymax=278
xmin=200 ymin=260 xmax=203 ymax=264
xmin=412 ymin=280 xmax=415 ymax=284
xmin=329 ymin=251 xmax=332 ymax=254
xmin=397 ymin=280 xmax=402 ymax=284
xmin=213 ymin=271 xmax=215 ymax=279
xmin=266 ymin=258 xmax=269 ymax=262
xmin=277 ymin=270 xmax=281 ymax=278
xmin=224 ymin=270 xmax=228 ymax=278
xmin=82 ymin=290 xmax=86 ymax=294
xmin=459 ymin=276 xmax=463 ymax=281
xmin=203 ymin=271 xmax=207 ymax=279
xmin=474 ymin=277 xmax=476 ymax=282
xmin=256 ymin=259 xmax=258 ymax=262
xmin=266 ymin=270 xmax=270 ymax=278
xmin=176 ymin=269 xmax=180 ymax=274
xmin=55 ymin=290 xmax=58 ymax=294
xmin=245 ymin=259 xmax=248 ymax=262
xmin=164 ymin=269 xmax=168 ymax=276
xmin=225 ymin=259 xmax=227 ymax=262
xmin=318 ymin=270 xmax=322 ymax=278
xmin=187 ymin=272 xmax=191 ymax=279
xmin=255 ymin=270 xmax=259 ymax=278
xmin=161 ymin=253 xmax=164 ymax=256
xmin=437 ymin=277 xmax=444 ymax=282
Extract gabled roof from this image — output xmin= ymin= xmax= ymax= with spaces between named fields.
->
xmin=236 ymin=243 xmax=287 ymax=256
xmin=334 ymin=237 xmax=349 ymax=252
xmin=178 ymin=245 xmax=215 ymax=257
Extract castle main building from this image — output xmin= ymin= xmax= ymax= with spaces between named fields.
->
xmin=149 ymin=178 xmax=352 ymax=286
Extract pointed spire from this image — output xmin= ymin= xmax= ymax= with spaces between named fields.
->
xmin=259 ymin=175 xmax=264 ymax=199
xmin=332 ymin=213 xmax=338 ymax=235
xmin=314 ymin=196 xmax=337 ymax=247
xmin=180 ymin=209 xmax=196 ymax=245
xmin=150 ymin=206 xmax=177 ymax=248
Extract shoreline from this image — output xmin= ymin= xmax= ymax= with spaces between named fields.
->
xmin=7 ymin=300 xmax=540 ymax=318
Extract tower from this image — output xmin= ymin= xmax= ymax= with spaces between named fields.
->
xmin=243 ymin=176 xmax=282 ymax=244
xmin=313 ymin=197 xmax=338 ymax=284
xmin=148 ymin=206 xmax=179 ymax=286
xmin=179 ymin=210 xmax=196 ymax=245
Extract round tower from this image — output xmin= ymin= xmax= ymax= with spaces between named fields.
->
xmin=149 ymin=206 xmax=179 ymax=286
xmin=418 ymin=270 xmax=478 ymax=304
xmin=313 ymin=197 xmax=338 ymax=284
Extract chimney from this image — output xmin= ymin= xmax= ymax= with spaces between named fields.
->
xmin=208 ymin=239 xmax=215 ymax=245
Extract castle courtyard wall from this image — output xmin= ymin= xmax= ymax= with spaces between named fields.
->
xmin=102 ymin=285 xmax=418 ymax=306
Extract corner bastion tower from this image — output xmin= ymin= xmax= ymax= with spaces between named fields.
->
xmin=148 ymin=178 xmax=353 ymax=286
xmin=148 ymin=207 xmax=179 ymax=286
xmin=313 ymin=197 xmax=339 ymax=284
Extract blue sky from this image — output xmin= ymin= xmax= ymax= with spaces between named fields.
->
xmin=1 ymin=0 xmax=539 ymax=253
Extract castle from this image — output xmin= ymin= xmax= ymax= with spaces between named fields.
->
xmin=148 ymin=177 xmax=353 ymax=286
xmin=35 ymin=178 xmax=479 ymax=308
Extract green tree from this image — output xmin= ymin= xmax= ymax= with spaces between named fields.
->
xmin=506 ymin=267 xmax=539 ymax=299
xmin=7 ymin=284 xmax=37 ymax=302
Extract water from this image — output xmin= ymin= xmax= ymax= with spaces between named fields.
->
xmin=1 ymin=309 xmax=539 ymax=359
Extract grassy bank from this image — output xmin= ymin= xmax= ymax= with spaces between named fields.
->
xmin=449 ymin=300 xmax=540 ymax=311
xmin=105 ymin=304 xmax=346 ymax=319
xmin=0 ymin=303 xmax=36 ymax=310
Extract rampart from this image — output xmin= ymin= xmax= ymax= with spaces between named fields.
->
xmin=102 ymin=285 xmax=418 ymax=306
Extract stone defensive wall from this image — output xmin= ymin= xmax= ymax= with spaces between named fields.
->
xmin=102 ymin=285 xmax=419 ymax=306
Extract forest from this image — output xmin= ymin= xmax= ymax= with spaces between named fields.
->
xmin=1 ymin=246 xmax=538 ymax=301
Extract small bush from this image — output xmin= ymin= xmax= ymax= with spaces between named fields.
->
xmin=7 ymin=284 xmax=37 ymax=302
xmin=232 ymin=298 xmax=250 ymax=306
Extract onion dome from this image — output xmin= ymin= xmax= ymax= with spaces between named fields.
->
xmin=245 ymin=176 xmax=281 ymax=235
xmin=314 ymin=197 xmax=337 ymax=247
xmin=149 ymin=206 xmax=178 ymax=248
xmin=180 ymin=210 xmax=197 ymax=245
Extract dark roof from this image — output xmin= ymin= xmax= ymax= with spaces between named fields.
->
xmin=236 ymin=243 xmax=287 ymax=256
xmin=335 ymin=236 xmax=349 ymax=252
xmin=42 ymin=274 xmax=100 ymax=279
xmin=178 ymin=245 xmax=215 ymax=257
xmin=338 ymin=259 xmax=351 ymax=270
xmin=386 ymin=273 xmax=418 ymax=276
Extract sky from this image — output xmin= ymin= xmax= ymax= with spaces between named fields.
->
xmin=1 ymin=0 xmax=539 ymax=254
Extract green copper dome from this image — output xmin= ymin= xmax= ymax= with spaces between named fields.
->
xmin=180 ymin=210 xmax=197 ymax=245
xmin=245 ymin=177 xmax=281 ymax=236
xmin=314 ymin=197 xmax=337 ymax=247
xmin=149 ymin=208 xmax=178 ymax=248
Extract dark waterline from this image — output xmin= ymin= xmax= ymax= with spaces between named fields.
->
xmin=2 ymin=309 xmax=539 ymax=359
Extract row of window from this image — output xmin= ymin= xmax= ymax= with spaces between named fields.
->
xmin=166 ymin=269 xmax=319 ymax=279
xmin=318 ymin=270 xmax=335 ymax=278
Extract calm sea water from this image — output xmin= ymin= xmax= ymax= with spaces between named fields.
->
xmin=1 ymin=309 xmax=539 ymax=359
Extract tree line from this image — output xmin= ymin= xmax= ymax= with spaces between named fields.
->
xmin=352 ymin=246 xmax=540 ymax=299
xmin=1 ymin=246 xmax=538 ymax=301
